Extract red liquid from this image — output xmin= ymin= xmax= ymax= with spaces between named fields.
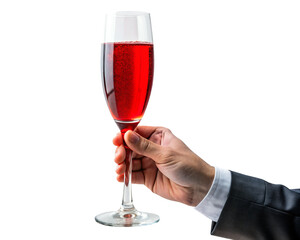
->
xmin=102 ymin=42 xmax=154 ymax=132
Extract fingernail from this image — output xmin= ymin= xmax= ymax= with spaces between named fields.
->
xmin=128 ymin=131 xmax=139 ymax=144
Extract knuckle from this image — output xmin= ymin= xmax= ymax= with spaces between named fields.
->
xmin=141 ymin=139 xmax=151 ymax=152
xmin=160 ymin=147 xmax=174 ymax=161
xmin=164 ymin=127 xmax=171 ymax=133
xmin=163 ymin=127 xmax=172 ymax=135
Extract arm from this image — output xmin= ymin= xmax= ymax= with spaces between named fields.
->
xmin=113 ymin=127 xmax=300 ymax=239
xmin=211 ymin=171 xmax=300 ymax=240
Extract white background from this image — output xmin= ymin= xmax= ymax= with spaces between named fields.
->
xmin=1 ymin=0 xmax=300 ymax=239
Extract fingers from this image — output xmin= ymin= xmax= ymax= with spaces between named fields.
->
xmin=114 ymin=126 xmax=161 ymax=146
xmin=113 ymin=126 xmax=163 ymax=159
xmin=113 ymin=132 xmax=123 ymax=146
xmin=116 ymin=171 xmax=145 ymax=184
xmin=114 ymin=144 xmax=143 ymax=165
xmin=124 ymin=130 xmax=163 ymax=162
xmin=113 ymin=126 xmax=156 ymax=146
xmin=115 ymin=159 xmax=142 ymax=175
xmin=135 ymin=126 xmax=159 ymax=139
xmin=114 ymin=134 xmax=142 ymax=160
xmin=114 ymin=145 xmax=126 ymax=164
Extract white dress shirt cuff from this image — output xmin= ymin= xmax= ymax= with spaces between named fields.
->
xmin=195 ymin=167 xmax=231 ymax=222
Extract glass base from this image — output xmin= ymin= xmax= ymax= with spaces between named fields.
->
xmin=95 ymin=208 xmax=159 ymax=227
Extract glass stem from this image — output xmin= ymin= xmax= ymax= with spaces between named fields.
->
xmin=121 ymin=146 xmax=135 ymax=211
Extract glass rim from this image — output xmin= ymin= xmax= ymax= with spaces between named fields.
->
xmin=106 ymin=11 xmax=150 ymax=17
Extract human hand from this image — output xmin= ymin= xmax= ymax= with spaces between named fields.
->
xmin=113 ymin=126 xmax=215 ymax=207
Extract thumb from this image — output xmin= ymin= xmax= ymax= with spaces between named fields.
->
xmin=124 ymin=130 xmax=162 ymax=161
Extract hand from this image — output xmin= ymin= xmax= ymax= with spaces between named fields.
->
xmin=113 ymin=126 xmax=215 ymax=207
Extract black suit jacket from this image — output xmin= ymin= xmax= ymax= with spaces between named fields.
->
xmin=211 ymin=171 xmax=300 ymax=240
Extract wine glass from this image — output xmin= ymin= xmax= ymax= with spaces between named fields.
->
xmin=95 ymin=11 xmax=159 ymax=227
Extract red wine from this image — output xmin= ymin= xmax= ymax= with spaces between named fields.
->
xmin=102 ymin=42 xmax=154 ymax=131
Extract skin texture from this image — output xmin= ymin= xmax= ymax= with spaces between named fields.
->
xmin=113 ymin=126 xmax=215 ymax=207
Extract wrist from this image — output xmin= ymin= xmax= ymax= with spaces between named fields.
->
xmin=191 ymin=165 xmax=215 ymax=206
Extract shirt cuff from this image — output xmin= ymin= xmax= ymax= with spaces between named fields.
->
xmin=194 ymin=167 xmax=231 ymax=222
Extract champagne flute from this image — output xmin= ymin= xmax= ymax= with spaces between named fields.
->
xmin=95 ymin=11 xmax=159 ymax=227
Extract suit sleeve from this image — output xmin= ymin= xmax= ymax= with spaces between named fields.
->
xmin=211 ymin=171 xmax=300 ymax=240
